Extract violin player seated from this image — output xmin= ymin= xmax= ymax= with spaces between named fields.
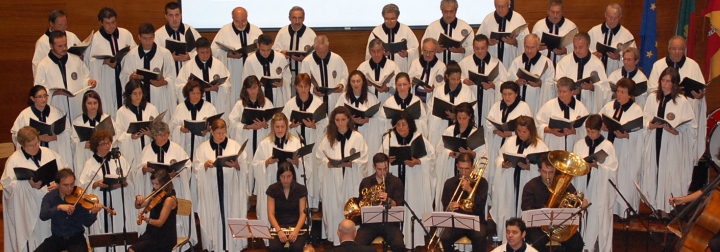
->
xmin=130 ymin=169 xmax=178 ymax=252
xmin=36 ymin=168 xmax=103 ymax=252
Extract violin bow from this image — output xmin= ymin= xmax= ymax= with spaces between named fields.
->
xmin=73 ymin=154 xmax=111 ymax=207
xmin=145 ymin=166 xmax=187 ymax=200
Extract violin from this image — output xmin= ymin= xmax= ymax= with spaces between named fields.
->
xmin=64 ymin=186 xmax=116 ymax=215
xmin=137 ymin=166 xmax=187 ymax=225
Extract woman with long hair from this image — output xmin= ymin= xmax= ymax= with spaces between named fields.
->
xmin=115 ymin=79 xmax=159 ymax=168
xmin=70 ymin=90 xmax=113 ymax=175
xmin=130 ymin=169 xmax=177 ymax=252
xmin=378 ymin=72 xmax=429 ymax=137
xmin=335 ymin=70 xmax=383 ymax=157
xmin=266 ymin=162 xmax=310 ymax=252
xmin=426 ymin=63 xmax=477 ymax=147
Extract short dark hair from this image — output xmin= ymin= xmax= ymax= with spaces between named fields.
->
xmin=89 ymin=129 xmax=113 ymax=153
xmin=473 ymin=34 xmax=489 ymax=45
xmin=444 ymin=61 xmax=462 ymax=78
xmin=500 ymin=81 xmax=520 ymax=95
xmin=585 ymin=114 xmax=602 ymax=130
xmin=616 ymin=78 xmax=636 ymax=97
xmin=373 ymin=153 xmax=390 ymax=166
xmin=456 ymin=152 xmax=474 ymax=164
xmin=48 ymin=10 xmax=66 ymax=23
xmin=276 ymin=162 xmax=297 ymax=183
xmin=556 ymin=77 xmax=578 ymax=91
xmin=195 ymin=37 xmax=211 ymax=49
xmin=506 ymin=217 xmax=527 ymax=233
xmin=48 ymin=30 xmax=67 ymax=45
xmin=257 ymin=34 xmax=273 ymax=46
xmin=391 ymin=111 xmax=417 ymax=135
xmin=454 ymin=102 xmax=475 ymax=126
xmin=138 ymin=22 xmax=155 ymax=35
xmin=164 ymin=2 xmax=181 ymax=14
xmin=55 ymin=168 xmax=75 ymax=184
xmin=97 ymin=7 xmax=117 ymax=22
xmin=182 ymin=79 xmax=202 ymax=99
xmin=539 ymin=152 xmax=552 ymax=170
xmin=28 ymin=85 xmax=48 ymax=106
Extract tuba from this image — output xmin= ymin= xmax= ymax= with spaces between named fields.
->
xmin=344 ymin=175 xmax=386 ymax=220
xmin=542 ymin=150 xmax=590 ymax=242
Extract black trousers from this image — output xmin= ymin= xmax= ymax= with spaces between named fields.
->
xmin=268 ymin=234 xmax=308 ymax=252
xmin=710 ymin=232 xmax=720 ymax=252
xmin=35 ymin=234 xmax=88 ymax=252
xmin=439 ymin=223 xmax=487 ymax=252
xmin=355 ymin=223 xmax=405 ymax=252
xmin=526 ymin=227 xmax=584 ymax=252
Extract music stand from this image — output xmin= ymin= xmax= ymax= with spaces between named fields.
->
xmin=422 ymin=212 xmax=482 ymax=232
xmin=88 ymin=232 xmax=138 ymax=248
xmin=521 ymin=208 xmax=580 ymax=227
xmin=227 ymin=218 xmax=271 ymax=239
xmin=361 ymin=206 xmax=405 ymax=223
xmin=634 ymin=181 xmax=662 ymax=219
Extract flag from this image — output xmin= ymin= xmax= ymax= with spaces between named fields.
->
xmin=703 ymin=0 xmax=720 ymax=81
xmin=639 ymin=0 xmax=658 ymax=77
xmin=676 ymin=0 xmax=696 ymax=38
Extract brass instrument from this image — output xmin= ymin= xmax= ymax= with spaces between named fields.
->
xmin=428 ymin=157 xmax=488 ymax=252
xmin=542 ymin=150 xmax=590 ymax=242
xmin=270 ymin=227 xmax=308 ymax=249
xmin=344 ymin=175 xmax=386 ymax=220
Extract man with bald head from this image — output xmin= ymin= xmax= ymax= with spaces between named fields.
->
xmin=407 ymin=38 xmax=447 ymax=103
xmin=299 ymin=35 xmax=349 ymax=113
xmin=33 ymin=10 xmax=82 ymax=76
xmin=532 ymin=0 xmax=578 ymax=65
xmin=477 ymin=0 xmax=529 ymax=69
xmin=555 ymin=32 xmax=611 ymax=113
xmin=326 ymin=220 xmax=375 ymax=252
xmin=506 ymin=34 xmax=557 ymax=115
xmin=588 ymin=3 xmax=637 ymax=75
xmin=421 ymin=0 xmax=474 ymax=64
xmin=212 ymin=7 xmax=263 ymax=101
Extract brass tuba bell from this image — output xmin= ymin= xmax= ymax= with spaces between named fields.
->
xmin=542 ymin=150 xmax=590 ymax=242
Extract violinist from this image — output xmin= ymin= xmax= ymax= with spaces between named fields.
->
xmin=670 ymin=191 xmax=720 ymax=251
xmin=130 ymin=169 xmax=177 ymax=252
xmin=36 ymin=168 xmax=102 ymax=252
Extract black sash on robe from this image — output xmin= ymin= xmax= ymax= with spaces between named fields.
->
xmin=194 ymin=56 xmax=214 ymax=102
xmin=127 ymin=103 xmax=147 ymax=147
xmin=493 ymin=11 xmax=514 ymax=62
xmin=584 ymin=134 xmax=605 ymax=183
xmin=246 ymin=99 xmax=261 ymax=155
xmin=368 ymin=57 xmax=388 ymax=97
xmin=184 ymin=99 xmax=204 ymax=160
xmin=608 ymin=99 xmax=634 ymax=142
xmin=295 ymin=95 xmax=313 ymax=143
xmin=137 ymin=43 xmax=158 ymax=101
xmin=22 ymin=147 xmax=42 ymax=168
xmin=439 ymin=18 xmax=458 ymax=64
xmin=417 ymin=56 xmax=439 ymax=102
xmin=666 ymin=55 xmax=687 ymax=70
xmin=381 ymin=23 xmax=401 ymax=60
xmin=210 ymin=137 xmax=229 ymax=250
xmin=573 ymin=53 xmax=591 ymax=100
xmin=232 ymin=23 xmax=251 ymax=60
xmin=474 ymin=54 xmax=491 ymax=115
xmin=48 ymin=51 xmax=72 ymax=115
xmin=452 ymin=124 xmax=474 ymax=176
xmin=558 ymin=97 xmax=577 ymax=150
xmin=92 ymin=153 xmax=114 ymax=234
xmin=514 ymin=136 xmax=531 ymax=210
xmin=600 ymin=23 xmax=621 ymax=67
xmin=393 ymin=131 xmax=414 ymax=184
xmin=257 ymin=50 xmax=276 ymax=103
xmin=99 ymin=28 xmax=123 ymax=109
xmin=288 ymin=25 xmax=307 ymax=73
xmin=521 ymin=52 xmax=541 ymax=101
xmin=165 ymin=23 xmax=187 ymax=74
xmin=30 ymin=105 xmax=51 ymax=147
xmin=621 ymin=67 xmax=639 ymax=79
xmin=655 ymin=94 xmax=672 ymax=168
xmin=312 ymin=51 xmax=332 ymax=112
xmin=337 ymin=130 xmax=353 ymax=176
xmin=499 ymin=97 xmax=520 ymax=146
xmin=544 ymin=17 xmax=566 ymax=65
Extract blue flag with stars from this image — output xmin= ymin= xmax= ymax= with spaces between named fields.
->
xmin=639 ymin=0 xmax=658 ymax=76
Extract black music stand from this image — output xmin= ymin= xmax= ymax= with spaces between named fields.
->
xmin=88 ymin=232 xmax=138 ymax=249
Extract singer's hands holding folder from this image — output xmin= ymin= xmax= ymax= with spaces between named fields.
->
xmin=131 ymin=128 xmax=150 ymax=139
xmin=449 ymin=147 xmax=474 ymax=158
xmin=29 ymin=177 xmax=44 ymax=189
xmin=351 ymin=115 xmax=370 ymax=125
xmin=39 ymin=133 xmax=57 ymax=143
xmin=245 ymin=118 xmax=269 ymax=130
xmin=493 ymin=130 xmax=513 ymax=138
xmin=662 ymin=123 xmax=679 ymax=135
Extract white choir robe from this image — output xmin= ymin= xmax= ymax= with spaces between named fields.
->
xmin=11 ymin=106 xmax=73 ymax=171
xmin=120 ymin=44 xmax=177 ymax=122
xmin=228 ymin=97 xmax=273 ymax=195
xmin=421 ymin=18 xmax=474 ymax=64
xmin=426 ymin=84 xmax=477 ymax=147
xmin=176 ymin=56 xmax=232 ymax=121
xmin=34 ymin=53 xmax=93 ymax=120
xmin=193 ymin=138 xmax=249 ymax=251
xmin=458 ymin=54 xmax=507 ymax=126
xmin=532 ymin=17 xmax=578 ymax=65
xmin=33 ymin=30 xmax=81 ymax=76
xmin=506 ymin=54 xmax=557 ymax=115
xmin=491 ymin=136 xmax=548 ymax=242
xmin=608 ymin=67 xmax=649 ymax=109
xmin=484 ymin=100 xmax=533 ymax=184
xmin=407 ymin=57 xmax=447 ymax=102
xmin=588 ymin=24 xmax=636 ymax=75
xmin=647 ymin=57 xmax=706 ymax=164
xmin=642 ymin=94 xmax=697 ymax=212
xmin=477 ymin=11 xmax=529 ymax=69
xmin=572 ymin=138 xmax=618 ymax=252
xmin=242 ymin=51 xmax=292 ymax=105
xmin=252 ymin=136 xmax=304 ymax=227
xmin=154 ymin=23 xmax=202 ymax=75
xmin=299 ymin=51 xmax=349 ymax=110
xmin=1 ymin=147 xmax=68 ymax=252
xmin=78 ymin=155 xmax=137 ymax=252
xmin=598 ymin=100 xmax=645 ymax=217
xmin=356 ymin=58 xmax=401 ymax=103
xmin=555 ymin=54 xmax=611 ymax=113
xmin=491 ymin=243 xmax=540 ymax=252
xmin=379 ymin=132 xmax=435 ymax=248
xmin=211 ymin=23 xmax=263 ymax=101
xmin=378 ymin=96 xmax=429 ymax=137
xmin=70 ymin=114 xmax=114 ymax=174
xmin=315 ymin=131 xmax=369 ymax=245
xmin=282 ymin=95 xmax=329 ymax=207
xmin=115 ymin=103 xmax=159 ymax=168
xmin=335 ymin=93 xmax=383 ymax=158
xmin=272 ymin=25 xmax=316 ymax=78
xmin=87 ymin=28 xmax=137 ymax=118
xmin=535 ymin=98 xmax=589 ymax=151
xmin=434 ymin=125 xmax=488 ymax=212
xmin=365 ymin=23 xmax=419 ymax=72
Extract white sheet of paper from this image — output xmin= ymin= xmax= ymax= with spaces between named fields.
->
xmin=361 ymin=206 xmax=405 ymax=223
xmin=521 ymin=208 xmax=580 ymax=227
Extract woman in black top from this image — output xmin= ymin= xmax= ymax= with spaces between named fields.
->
xmin=266 ymin=162 xmax=309 ymax=252
xmin=130 ymin=169 xmax=177 ymax=252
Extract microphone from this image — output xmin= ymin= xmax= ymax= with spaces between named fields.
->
xmin=383 ymin=125 xmax=397 ymax=136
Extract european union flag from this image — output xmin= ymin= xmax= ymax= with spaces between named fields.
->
xmin=639 ymin=0 xmax=658 ymax=76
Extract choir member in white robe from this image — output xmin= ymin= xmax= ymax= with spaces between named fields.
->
xmin=154 ymin=2 xmax=202 ymax=76
xmin=555 ymin=32 xmax=611 ymax=113
xmin=299 ymin=35 xmax=348 ymax=113
xmin=315 ymin=107 xmax=369 ymax=245
xmin=87 ymin=8 xmax=137 ymax=117
xmin=379 ymin=112 xmax=435 ymax=249
xmin=477 ymin=0 xmax=529 ymax=69
xmin=212 ymin=7 xmax=263 ymax=101
xmin=281 ymin=73 xmax=328 ymax=208
xmin=642 ymin=67 xmax=697 ymax=215
xmin=12 ymin=86 xmax=73 ymax=172
xmin=492 ymin=116 xmax=549 ymax=242
xmin=70 ymin=91 xmax=113 ymax=174
xmin=32 ymin=10 xmax=81 ymax=76
xmin=335 ymin=70 xmax=384 ymax=158
xmin=35 ymin=31 xmax=97 ymax=121
xmin=365 ymin=4 xmax=419 ymax=73
xmin=536 ymin=77 xmax=589 ymax=151
xmin=378 ymin=73 xmax=429 ymax=137
xmin=427 ymin=64 xmax=477 ymax=147
xmin=273 ymin=6 xmax=316 ymax=84
xmin=176 ymin=38 xmax=232 ymax=120
xmin=598 ymin=78 xmax=645 ymax=218
xmin=242 ymin=34 xmax=292 ymax=105
xmin=434 ymin=103 xmax=487 ymax=211
xmin=193 ymin=119 xmax=249 ymax=251
xmin=571 ymin=115 xmax=618 ymax=252
xmin=421 ymin=0 xmax=474 ymax=64
xmin=532 ymin=1 xmax=577 ymax=65
xmin=459 ymin=35 xmax=507 ymax=126
xmin=506 ymin=34 xmax=557 ymax=115
xmin=407 ymin=38 xmax=447 ymax=104
xmin=120 ymin=23 xmax=176 ymax=122
xmin=608 ymin=47 xmax=649 ymax=109
xmin=358 ymin=38 xmax=401 ymax=103
xmin=2 ymin=127 xmax=67 ymax=252
xmin=588 ymin=4 xmax=636 ymax=75
xmin=115 ymin=81 xmax=159 ymax=169
xmin=647 ymin=37 xmax=706 ymax=165
xmin=78 ymin=130 xmax=137 ymax=252
xmin=135 ymin=121 xmax=196 ymax=245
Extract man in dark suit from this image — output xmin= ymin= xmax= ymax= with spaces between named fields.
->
xmin=327 ymin=219 xmax=376 ymax=252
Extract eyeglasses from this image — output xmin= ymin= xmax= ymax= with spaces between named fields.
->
xmin=34 ymin=94 xmax=49 ymax=99
xmin=99 ymin=141 xmax=112 ymax=147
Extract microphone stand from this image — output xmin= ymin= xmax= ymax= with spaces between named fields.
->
xmin=112 ymin=150 xmax=130 ymax=252
xmin=402 ymin=201 xmax=430 ymax=252
xmin=382 ymin=195 xmax=391 ymax=252
xmin=295 ymin=130 xmax=313 ymax=246
xmin=608 ymin=179 xmax=664 ymax=252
